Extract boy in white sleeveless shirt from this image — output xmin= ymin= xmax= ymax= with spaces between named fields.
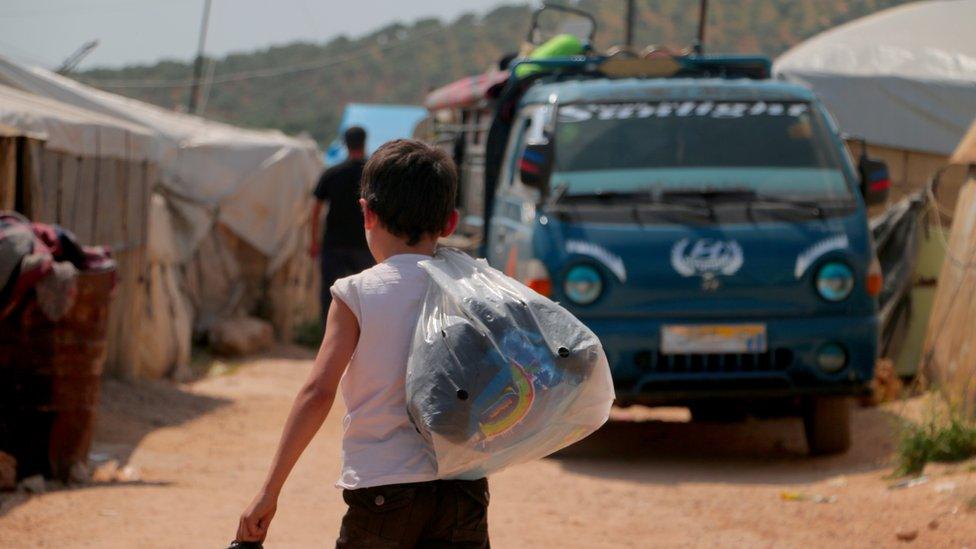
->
xmin=236 ymin=140 xmax=490 ymax=548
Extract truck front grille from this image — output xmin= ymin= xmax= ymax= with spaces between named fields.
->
xmin=633 ymin=349 xmax=794 ymax=374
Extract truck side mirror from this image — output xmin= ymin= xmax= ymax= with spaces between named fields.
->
xmin=519 ymin=140 xmax=553 ymax=191
xmin=858 ymin=155 xmax=891 ymax=206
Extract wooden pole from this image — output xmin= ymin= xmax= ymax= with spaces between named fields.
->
xmin=187 ymin=0 xmax=213 ymax=114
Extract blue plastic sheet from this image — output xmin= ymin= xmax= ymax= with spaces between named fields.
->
xmin=325 ymin=103 xmax=427 ymax=165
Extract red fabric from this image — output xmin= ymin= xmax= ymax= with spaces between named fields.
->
xmin=518 ymin=159 xmax=541 ymax=174
xmin=424 ymin=70 xmax=509 ymax=111
xmin=0 ymin=215 xmax=53 ymax=320
xmin=0 ymin=212 xmax=115 ymax=321
xmin=869 ymin=178 xmax=891 ymax=192
xmin=31 ymin=222 xmax=59 ymax=256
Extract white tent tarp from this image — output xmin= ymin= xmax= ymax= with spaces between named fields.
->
xmin=922 ymin=119 xmax=976 ymax=412
xmin=0 ymin=55 xmax=323 ymax=271
xmin=774 ymin=0 xmax=976 ymax=156
xmin=139 ymin=194 xmax=194 ymax=379
xmin=0 ymin=83 xmax=154 ymax=161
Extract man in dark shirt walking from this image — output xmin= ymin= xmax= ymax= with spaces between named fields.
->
xmin=310 ymin=126 xmax=374 ymax=323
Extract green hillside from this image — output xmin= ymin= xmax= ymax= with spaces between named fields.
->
xmin=78 ymin=0 xmax=911 ymax=145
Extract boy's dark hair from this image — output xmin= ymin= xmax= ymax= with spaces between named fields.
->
xmin=344 ymin=126 xmax=366 ymax=151
xmin=361 ymin=139 xmax=457 ymax=246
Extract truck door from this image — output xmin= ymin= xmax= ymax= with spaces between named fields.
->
xmin=487 ymin=105 xmax=545 ymax=274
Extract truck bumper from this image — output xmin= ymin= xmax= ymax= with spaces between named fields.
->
xmin=583 ymin=313 xmax=878 ymax=405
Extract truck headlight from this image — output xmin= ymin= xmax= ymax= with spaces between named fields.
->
xmin=564 ymin=264 xmax=603 ymax=305
xmin=816 ymin=261 xmax=854 ymax=302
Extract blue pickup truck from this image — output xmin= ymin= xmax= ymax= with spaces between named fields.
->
xmin=425 ymin=5 xmax=890 ymax=454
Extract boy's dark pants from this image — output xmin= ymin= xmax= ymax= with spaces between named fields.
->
xmin=336 ymin=478 xmax=489 ymax=548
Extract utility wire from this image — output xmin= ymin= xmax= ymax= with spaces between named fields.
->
xmin=79 ymin=25 xmax=449 ymax=90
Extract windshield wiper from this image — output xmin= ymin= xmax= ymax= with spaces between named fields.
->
xmin=561 ymin=189 xmax=652 ymax=201
xmin=561 ymin=190 xmax=715 ymax=219
xmin=661 ymin=188 xmax=755 ymax=203
xmin=746 ymin=192 xmax=826 ymax=219
xmin=661 ymin=188 xmax=828 ymax=220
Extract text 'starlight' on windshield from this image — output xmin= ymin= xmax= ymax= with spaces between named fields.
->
xmin=551 ymin=100 xmax=854 ymax=203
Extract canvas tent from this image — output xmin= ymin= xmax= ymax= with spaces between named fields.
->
xmin=0 ymin=55 xmax=323 ymax=378
xmin=0 ymin=55 xmax=322 ymax=272
xmin=951 ymin=120 xmax=976 ymax=166
xmin=922 ymin=121 xmax=976 ymax=413
xmin=774 ymin=0 xmax=976 ymax=157
xmin=0 ymin=83 xmax=157 ymax=377
xmin=774 ymin=0 xmax=975 ymax=206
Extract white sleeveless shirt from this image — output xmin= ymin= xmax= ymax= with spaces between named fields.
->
xmin=329 ymin=253 xmax=438 ymax=489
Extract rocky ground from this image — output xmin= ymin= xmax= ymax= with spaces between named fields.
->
xmin=1 ymin=346 xmax=974 ymax=548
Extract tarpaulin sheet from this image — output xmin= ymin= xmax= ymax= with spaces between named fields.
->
xmin=923 ymin=175 xmax=976 ymax=413
xmin=871 ymin=191 xmax=928 ymax=356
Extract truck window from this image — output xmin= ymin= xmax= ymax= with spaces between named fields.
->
xmin=551 ymin=101 xmax=854 ymax=202
xmin=500 ymin=106 xmax=543 ymax=191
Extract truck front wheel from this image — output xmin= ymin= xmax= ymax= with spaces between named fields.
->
xmin=802 ymin=396 xmax=851 ymax=455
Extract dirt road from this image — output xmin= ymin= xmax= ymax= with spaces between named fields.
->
xmin=2 ymin=346 xmax=974 ymax=548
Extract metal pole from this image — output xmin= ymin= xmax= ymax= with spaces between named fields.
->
xmin=696 ymin=0 xmax=708 ymax=55
xmin=187 ymin=0 xmax=213 ymax=114
xmin=57 ymin=40 xmax=99 ymax=75
xmin=625 ymin=0 xmax=636 ymax=48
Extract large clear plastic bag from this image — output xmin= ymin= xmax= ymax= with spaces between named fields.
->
xmin=407 ymin=248 xmax=614 ymax=479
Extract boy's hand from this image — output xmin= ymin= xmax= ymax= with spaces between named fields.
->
xmin=237 ymin=491 xmax=278 ymax=542
xmin=234 ymin=298 xmax=357 ymax=544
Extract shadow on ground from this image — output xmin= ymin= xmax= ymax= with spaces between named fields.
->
xmin=93 ymin=376 xmax=231 ymax=464
xmin=552 ymin=404 xmax=903 ymax=486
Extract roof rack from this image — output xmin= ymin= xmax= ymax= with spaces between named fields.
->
xmin=507 ymin=53 xmax=771 ymax=85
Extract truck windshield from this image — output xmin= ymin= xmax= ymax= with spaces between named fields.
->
xmin=552 ymin=101 xmax=853 ymax=202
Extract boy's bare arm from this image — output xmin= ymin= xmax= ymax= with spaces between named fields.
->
xmin=236 ymin=298 xmax=359 ymax=542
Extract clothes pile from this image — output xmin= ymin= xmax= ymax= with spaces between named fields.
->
xmin=407 ymin=248 xmax=614 ymax=479
xmin=0 ymin=211 xmax=114 ymax=321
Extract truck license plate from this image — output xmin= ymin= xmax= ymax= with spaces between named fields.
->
xmin=661 ymin=324 xmax=767 ymax=354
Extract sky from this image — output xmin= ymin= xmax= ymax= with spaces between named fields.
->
xmin=0 ymin=0 xmax=515 ymax=70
